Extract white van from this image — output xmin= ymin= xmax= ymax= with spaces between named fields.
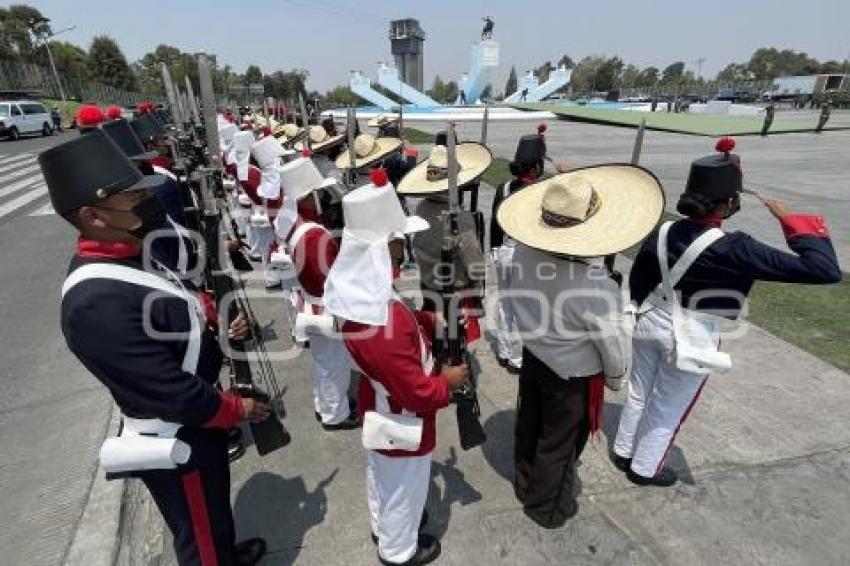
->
xmin=0 ymin=101 xmax=54 ymax=140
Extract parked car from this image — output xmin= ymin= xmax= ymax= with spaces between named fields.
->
xmin=0 ymin=100 xmax=54 ymax=140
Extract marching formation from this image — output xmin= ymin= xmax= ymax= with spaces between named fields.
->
xmin=41 ymin=60 xmax=841 ymax=566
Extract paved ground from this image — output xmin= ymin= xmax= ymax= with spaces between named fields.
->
xmin=0 ymin=131 xmax=114 ymax=565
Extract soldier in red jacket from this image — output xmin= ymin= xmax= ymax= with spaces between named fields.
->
xmin=324 ymin=170 xmax=468 ymax=565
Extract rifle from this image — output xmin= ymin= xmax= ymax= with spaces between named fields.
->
xmin=438 ymin=123 xmax=487 ymax=451
xmin=196 ymin=54 xmax=291 ymax=455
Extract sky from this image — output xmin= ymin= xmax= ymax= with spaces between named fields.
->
xmin=22 ymin=0 xmax=850 ymax=93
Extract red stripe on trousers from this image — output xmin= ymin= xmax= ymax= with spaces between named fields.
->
xmin=655 ymin=376 xmax=709 ymax=475
xmin=182 ymin=470 xmax=218 ymax=566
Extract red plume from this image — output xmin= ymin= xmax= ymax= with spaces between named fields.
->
xmin=137 ymin=101 xmax=154 ymax=114
xmin=537 ymin=123 xmax=547 ymax=134
xmin=301 ymin=148 xmax=312 ymax=158
xmin=715 ymin=136 xmax=736 ymax=154
xmin=105 ymin=105 xmax=123 ymax=120
xmin=76 ymin=104 xmax=105 ymax=127
xmin=261 ymin=126 xmax=272 ymax=137
xmin=370 ymin=167 xmax=389 ymax=187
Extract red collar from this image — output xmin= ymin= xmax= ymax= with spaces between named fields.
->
xmin=77 ymin=237 xmax=140 ymax=259
xmin=519 ymin=171 xmax=538 ymax=187
xmin=687 ymin=216 xmax=723 ymax=228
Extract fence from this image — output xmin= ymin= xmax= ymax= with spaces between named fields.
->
xmin=0 ymin=58 xmax=162 ymax=107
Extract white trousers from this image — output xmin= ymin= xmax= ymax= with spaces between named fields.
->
xmin=613 ymin=308 xmax=710 ymax=477
xmin=367 ymin=451 xmax=431 ymax=564
xmin=494 ymin=242 xmax=522 ymax=368
xmin=309 ymin=332 xmax=352 ymax=425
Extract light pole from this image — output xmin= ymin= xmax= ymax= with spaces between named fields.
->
xmin=27 ymin=17 xmax=75 ymax=105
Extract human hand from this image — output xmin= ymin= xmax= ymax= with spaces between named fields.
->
xmin=228 ymin=312 xmax=251 ymax=340
xmin=763 ymin=198 xmax=790 ymax=220
xmin=241 ymin=397 xmax=271 ymax=422
xmin=442 ymin=363 xmax=470 ymax=390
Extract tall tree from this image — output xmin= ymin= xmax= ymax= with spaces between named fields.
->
xmin=637 ymin=67 xmax=660 ymax=87
xmin=535 ymin=61 xmax=554 ymax=83
xmin=662 ymin=61 xmax=686 ymax=83
xmin=716 ymin=63 xmax=750 ymax=83
xmin=324 ymin=85 xmax=359 ymax=106
xmin=48 ymin=40 xmax=89 ymax=83
xmin=556 ymin=54 xmax=575 ymax=69
xmin=243 ymin=65 xmax=263 ymax=85
xmin=0 ymin=4 xmax=48 ymax=61
xmin=89 ymin=35 xmax=137 ymax=90
xmin=570 ymin=56 xmax=606 ymax=93
xmin=504 ymin=66 xmax=518 ymax=96
xmin=595 ymin=56 xmax=624 ymax=91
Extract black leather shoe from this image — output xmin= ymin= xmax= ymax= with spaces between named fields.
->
xmin=626 ymin=467 xmax=678 ymax=487
xmin=235 ymin=537 xmax=266 ymax=565
xmin=321 ymin=412 xmax=360 ymax=431
xmin=378 ymin=534 xmax=440 ymax=565
xmin=372 ymin=510 xmax=430 ymax=545
xmin=227 ymin=428 xmax=245 ymax=463
xmin=611 ymin=454 xmax=632 ymax=472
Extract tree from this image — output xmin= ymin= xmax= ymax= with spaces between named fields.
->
xmin=324 ymin=85 xmax=359 ymax=106
xmin=134 ymin=44 xmax=202 ymax=96
xmin=480 ymin=84 xmax=493 ymax=101
xmin=535 ymin=61 xmax=554 ymax=83
xmin=0 ymin=4 xmax=48 ymax=62
xmin=620 ymin=64 xmax=640 ymax=88
xmin=819 ymin=60 xmax=844 ymax=74
xmin=595 ymin=57 xmax=624 ymax=91
xmin=636 ymin=66 xmax=659 ymax=88
xmin=662 ymin=61 xmax=685 ymax=83
xmin=262 ymin=69 xmax=308 ymax=101
xmin=716 ymin=63 xmax=750 ymax=83
xmin=89 ymin=35 xmax=137 ymax=90
xmin=504 ymin=66 xmax=517 ymax=96
xmin=244 ymin=64 xmax=263 ymax=86
xmin=49 ymin=40 xmax=89 ymax=83
xmin=570 ymin=56 xmax=606 ymax=93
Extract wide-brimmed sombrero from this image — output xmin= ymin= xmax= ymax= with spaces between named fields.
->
xmin=274 ymin=123 xmax=303 ymax=143
xmin=294 ymin=125 xmax=346 ymax=153
xmin=397 ymin=143 xmax=493 ymax=195
xmin=335 ymin=134 xmax=402 ymax=170
xmin=497 ymin=164 xmax=665 ymax=257
xmin=367 ymin=114 xmax=399 ymax=128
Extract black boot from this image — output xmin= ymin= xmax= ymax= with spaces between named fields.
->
xmin=227 ymin=427 xmax=246 ymax=463
xmin=378 ymin=534 xmax=440 ymax=565
xmin=611 ymin=454 xmax=632 ymax=472
xmin=321 ymin=412 xmax=360 ymax=431
xmin=626 ymin=467 xmax=678 ymax=487
xmin=235 ymin=537 xmax=266 ymax=565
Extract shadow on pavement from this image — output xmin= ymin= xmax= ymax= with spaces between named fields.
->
xmin=480 ymin=409 xmax=516 ymax=482
xmin=233 ymin=469 xmax=338 ymax=564
xmin=426 ymin=447 xmax=483 ymax=538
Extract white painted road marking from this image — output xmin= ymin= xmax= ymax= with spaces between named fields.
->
xmin=0 ymin=183 xmax=47 ymax=219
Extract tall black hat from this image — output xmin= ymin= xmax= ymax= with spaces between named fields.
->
xmin=155 ymin=108 xmax=170 ymax=125
xmin=131 ymin=113 xmax=166 ymax=145
xmin=684 ymin=137 xmax=743 ymax=200
xmin=510 ymin=133 xmax=546 ymax=172
xmin=38 ymin=129 xmax=165 ymax=217
xmin=101 ymin=118 xmax=159 ymax=162
xmin=434 ymin=130 xmax=458 ymax=147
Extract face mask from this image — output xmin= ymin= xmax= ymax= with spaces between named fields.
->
xmin=724 ymin=197 xmax=741 ymax=219
xmin=128 ymin=195 xmax=168 ymax=239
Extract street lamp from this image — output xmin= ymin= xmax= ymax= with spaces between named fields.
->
xmin=27 ymin=17 xmax=75 ymax=105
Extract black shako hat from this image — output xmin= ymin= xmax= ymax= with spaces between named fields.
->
xmin=684 ymin=138 xmax=743 ymax=200
xmin=510 ymin=133 xmax=546 ymax=172
xmin=434 ymin=130 xmax=458 ymax=147
xmin=101 ymin=118 xmax=159 ymax=162
xmin=38 ymin=128 xmax=166 ymax=217
xmin=131 ymin=113 xmax=166 ymax=144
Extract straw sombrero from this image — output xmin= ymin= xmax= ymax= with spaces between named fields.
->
xmin=335 ymin=134 xmax=402 ymax=170
xmin=367 ymin=114 xmax=399 ymax=128
xmin=294 ymin=125 xmax=346 ymax=153
xmin=397 ymin=143 xmax=493 ymax=195
xmin=497 ymin=164 xmax=665 ymax=257
xmin=274 ymin=123 xmax=303 ymax=143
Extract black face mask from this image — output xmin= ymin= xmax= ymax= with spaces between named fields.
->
xmin=128 ymin=195 xmax=168 ymax=239
xmin=724 ymin=196 xmax=741 ymax=219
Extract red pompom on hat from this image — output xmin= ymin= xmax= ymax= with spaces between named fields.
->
xmin=105 ymin=105 xmax=123 ymax=120
xmin=370 ymin=167 xmax=388 ymax=187
xmin=261 ymin=126 xmax=272 ymax=137
xmin=715 ymin=136 xmax=736 ymax=154
xmin=137 ymin=101 xmax=155 ymax=114
xmin=76 ymin=104 xmax=105 ymax=128
xmin=301 ymin=148 xmax=312 ymax=158
xmin=537 ymin=123 xmax=547 ymax=134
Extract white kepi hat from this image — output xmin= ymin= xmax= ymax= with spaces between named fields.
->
xmin=334 ymin=134 xmax=402 ymax=170
xmin=323 ymin=169 xmax=429 ymax=326
xmin=496 ymin=164 xmax=665 ymax=257
xmin=397 ymin=142 xmax=493 ymax=195
xmin=273 ymin=156 xmax=338 ymax=239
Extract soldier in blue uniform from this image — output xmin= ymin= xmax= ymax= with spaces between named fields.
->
xmin=612 ymin=137 xmax=842 ymax=487
xmin=42 ymin=130 xmax=270 ymax=565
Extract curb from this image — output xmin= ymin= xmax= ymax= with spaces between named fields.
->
xmin=64 ymin=404 xmax=125 ymax=566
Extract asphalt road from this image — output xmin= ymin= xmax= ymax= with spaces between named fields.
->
xmin=0 ymin=130 xmax=114 ymax=565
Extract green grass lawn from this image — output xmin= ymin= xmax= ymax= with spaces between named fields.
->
xmin=513 ymin=102 xmax=850 ymax=137
xmin=402 ymin=127 xmax=436 ymax=145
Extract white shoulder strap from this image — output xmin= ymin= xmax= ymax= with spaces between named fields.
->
xmin=657 ymin=221 xmax=725 ymax=296
xmin=62 ymin=263 xmax=186 ymax=299
xmin=288 ymin=221 xmax=324 ymax=249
